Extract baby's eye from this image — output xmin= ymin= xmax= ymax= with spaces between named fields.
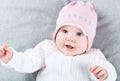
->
xmin=62 ymin=29 xmax=68 ymax=33
xmin=76 ymin=32 xmax=83 ymax=36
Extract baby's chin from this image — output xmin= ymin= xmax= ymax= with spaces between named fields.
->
xmin=62 ymin=51 xmax=85 ymax=56
xmin=56 ymin=46 xmax=86 ymax=56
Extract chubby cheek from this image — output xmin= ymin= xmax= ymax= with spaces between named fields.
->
xmin=55 ymin=34 xmax=65 ymax=49
xmin=76 ymin=37 xmax=88 ymax=54
xmin=56 ymin=40 xmax=62 ymax=48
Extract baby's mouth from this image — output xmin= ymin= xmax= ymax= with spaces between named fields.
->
xmin=65 ymin=45 xmax=74 ymax=49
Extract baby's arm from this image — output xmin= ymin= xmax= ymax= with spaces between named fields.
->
xmin=89 ymin=49 xmax=117 ymax=81
xmin=0 ymin=40 xmax=53 ymax=73
xmin=0 ymin=44 xmax=44 ymax=73
xmin=0 ymin=44 xmax=13 ymax=64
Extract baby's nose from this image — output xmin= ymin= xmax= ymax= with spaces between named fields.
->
xmin=65 ymin=36 xmax=76 ymax=43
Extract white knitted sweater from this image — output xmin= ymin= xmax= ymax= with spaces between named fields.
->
xmin=1 ymin=40 xmax=117 ymax=81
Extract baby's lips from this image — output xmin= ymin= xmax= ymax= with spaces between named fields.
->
xmin=65 ymin=45 xmax=74 ymax=49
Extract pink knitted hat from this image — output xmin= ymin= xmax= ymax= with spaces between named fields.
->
xmin=53 ymin=1 xmax=97 ymax=51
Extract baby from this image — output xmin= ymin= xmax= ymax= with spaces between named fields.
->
xmin=0 ymin=1 xmax=117 ymax=81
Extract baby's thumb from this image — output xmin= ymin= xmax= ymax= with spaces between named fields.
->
xmin=1 ymin=44 xmax=9 ymax=54
xmin=3 ymin=44 xmax=9 ymax=51
xmin=0 ymin=45 xmax=8 ymax=57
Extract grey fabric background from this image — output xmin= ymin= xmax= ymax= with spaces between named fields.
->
xmin=0 ymin=0 xmax=120 ymax=81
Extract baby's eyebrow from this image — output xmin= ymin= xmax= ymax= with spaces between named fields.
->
xmin=61 ymin=28 xmax=67 ymax=30
xmin=78 ymin=29 xmax=84 ymax=33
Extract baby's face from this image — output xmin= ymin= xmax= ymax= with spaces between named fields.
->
xmin=55 ymin=25 xmax=88 ymax=56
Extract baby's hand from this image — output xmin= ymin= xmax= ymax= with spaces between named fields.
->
xmin=90 ymin=66 xmax=108 ymax=81
xmin=0 ymin=44 xmax=13 ymax=64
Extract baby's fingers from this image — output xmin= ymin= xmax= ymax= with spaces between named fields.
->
xmin=0 ymin=48 xmax=5 ymax=55
xmin=0 ymin=44 xmax=8 ymax=54
xmin=97 ymin=70 xmax=106 ymax=77
xmin=94 ymin=67 xmax=103 ymax=75
xmin=90 ymin=66 xmax=108 ymax=81
xmin=98 ymin=71 xmax=107 ymax=80
xmin=90 ymin=66 xmax=102 ymax=74
xmin=0 ymin=50 xmax=4 ymax=57
xmin=2 ymin=44 xmax=9 ymax=51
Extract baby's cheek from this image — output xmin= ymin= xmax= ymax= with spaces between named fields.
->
xmin=78 ymin=46 xmax=86 ymax=54
xmin=75 ymin=43 xmax=87 ymax=54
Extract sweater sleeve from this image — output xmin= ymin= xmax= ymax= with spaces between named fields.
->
xmin=89 ymin=49 xmax=117 ymax=81
xmin=1 ymin=39 xmax=54 ymax=73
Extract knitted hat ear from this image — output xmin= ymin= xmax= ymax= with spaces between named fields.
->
xmin=69 ymin=1 xmax=77 ymax=6
xmin=53 ymin=1 xmax=97 ymax=51
xmin=87 ymin=2 xmax=94 ymax=12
